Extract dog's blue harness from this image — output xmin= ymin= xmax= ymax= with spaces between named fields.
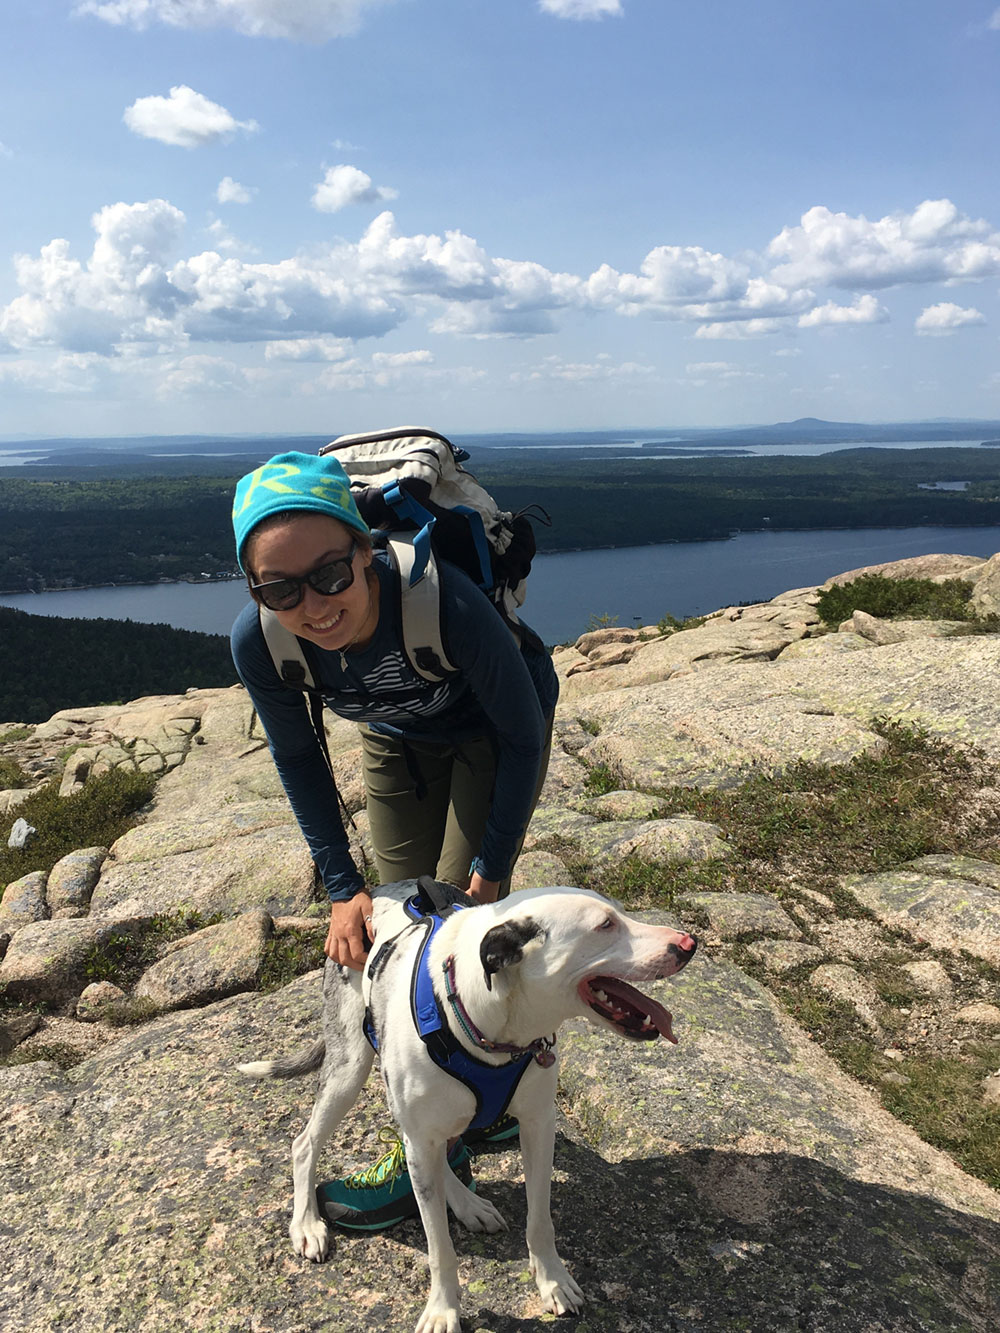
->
xmin=363 ymin=882 xmax=534 ymax=1132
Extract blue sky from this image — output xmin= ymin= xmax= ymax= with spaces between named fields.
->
xmin=1 ymin=0 xmax=999 ymax=438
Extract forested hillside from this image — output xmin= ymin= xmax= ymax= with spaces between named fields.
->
xmin=0 ymin=608 xmax=238 ymax=722
xmin=3 ymin=447 xmax=1000 ymax=592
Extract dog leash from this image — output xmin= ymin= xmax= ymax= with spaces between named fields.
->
xmin=442 ymin=956 xmax=556 ymax=1068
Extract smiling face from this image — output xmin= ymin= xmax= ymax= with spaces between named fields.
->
xmin=245 ymin=512 xmax=379 ymax=653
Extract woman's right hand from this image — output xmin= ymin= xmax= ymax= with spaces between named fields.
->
xmin=325 ymin=892 xmax=374 ymax=970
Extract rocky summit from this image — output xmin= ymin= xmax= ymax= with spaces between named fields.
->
xmin=3 ymin=553 xmax=1000 ymax=1333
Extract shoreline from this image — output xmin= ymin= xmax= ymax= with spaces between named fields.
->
xmin=5 ymin=519 xmax=1000 ymax=597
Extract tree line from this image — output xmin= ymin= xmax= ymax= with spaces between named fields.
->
xmin=3 ymin=447 xmax=1000 ymax=594
xmin=0 ymin=608 xmax=238 ymax=723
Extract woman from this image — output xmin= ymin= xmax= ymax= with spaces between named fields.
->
xmin=230 ymin=449 xmax=558 ymax=1227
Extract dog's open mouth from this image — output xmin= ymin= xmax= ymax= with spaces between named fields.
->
xmin=578 ymin=976 xmax=677 ymax=1044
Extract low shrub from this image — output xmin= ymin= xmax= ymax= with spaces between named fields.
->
xmin=583 ymin=763 xmax=620 ymax=797
xmin=259 ymin=928 xmax=326 ymax=992
xmin=0 ymin=756 xmax=31 ymax=790
xmin=0 ymin=726 xmax=33 ymax=745
xmin=83 ymin=909 xmax=223 ymax=988
xmin=0 ymin=766 xmax=155 ymax=892
xmin=656 ymin=611 xmax=707 ymax=636
xmin=815 ymin=573 xmax=976 ymax=628
xmin=585 ymin=611 xmax=619 ymax=631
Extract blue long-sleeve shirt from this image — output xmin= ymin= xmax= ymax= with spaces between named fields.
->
xmin=231 ymin=552 xmax=558 ymax=901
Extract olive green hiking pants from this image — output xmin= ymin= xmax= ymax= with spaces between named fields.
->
xmin=358 ymin=716 xmax=553 ymax=899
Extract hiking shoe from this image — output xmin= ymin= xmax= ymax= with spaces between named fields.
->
xmin=317 ymin=1127 xmax=474 ymax=1232
xmin=463 ymin=1113 xmax=520 ymax=1149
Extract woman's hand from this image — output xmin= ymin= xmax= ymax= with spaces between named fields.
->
xmin=467 ymin=872 xmax=501 ymax=905
xmin=325 ymin=892 xmax=374 ymax=970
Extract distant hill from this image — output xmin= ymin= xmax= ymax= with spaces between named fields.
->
xmin=0 ymin=608 xmax=238 ymax=723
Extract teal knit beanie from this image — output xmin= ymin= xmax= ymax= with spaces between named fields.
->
xmin=232 ymin=451 xmax=370 ymax=570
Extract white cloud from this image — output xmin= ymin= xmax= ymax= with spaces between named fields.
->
xmin=264 ymin=337 xmax=350 ymax=361
xmin=155 ymin=353 xmax=256 ymax=398
xmin=539 ymin=0 xmax=623 ymax=18
xmin=168 ymin=247 xmax=400 ymax=342
xmin=431 ymin=304 xmax=559 ymax=338
xmin=990 ymin=8 xmax=1000 ymax=30
xmin=124 ymin=85 xmax=259 ymax=149
xmin=371 ymin=349 xmax=433 ymax=367
xmin=4 ymin=196 xmax=999 ymax=364
xmin=303 ymin=348 xmax=447 ymax=393
xmin=686 ymin=361 xmax=739 ymax=376
xmin=356 ymin=211 xmax=497 ymax=301
xmin=78 ymin=0 xmax=396 ymax=41
xmin=586 ymin=246 xmax=749 ymax=313
xmin=216 ymin=176 xmax=255 ymax=205
xmin=694 ymin=319 xmax=785 ymax=339
xmin=797 ymin=294 xmax=889 ymax=328
xmin=683 ymin=361 xmax=763 ymax=387
xmin=0 ymin=140 xmax=12 ymax=159
xmin=312 ymin=164 xmax=398 ymax=212
xmin=205 ymin=218 xmax=257 ymax=254
xmin=915 ymin=302 xmax=986 ymax=335
xmin=511 ymin=354 xmax=654 ymax=384
xmin=768 ymin=199 xmax=1000 ymax=291
xmin=0 ymin=352 xmax=104 ymax=395
xmin=0 ymin=199 xmax=188 ymax=354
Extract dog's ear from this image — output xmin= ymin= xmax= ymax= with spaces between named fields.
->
xmin=480 ymin=918 xmax=541 ymax=991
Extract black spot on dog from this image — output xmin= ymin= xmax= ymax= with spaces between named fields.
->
xmin=480 ymin=917 xmax=542 ymax=991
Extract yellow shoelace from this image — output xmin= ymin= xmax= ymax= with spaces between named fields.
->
xmin=344 ymin=1126 xmax=407 ymax=1191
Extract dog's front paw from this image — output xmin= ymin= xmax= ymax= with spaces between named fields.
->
xmin=530 ymin=1255 xmax=585 ymax=1316
xmin=290 ymin=1214 xmax=330 ymax=1263
xmin=448 ymin=1185 xmax=507 ymax=1234
xmin=414 ymin=1296 xmax=462 ymax=1333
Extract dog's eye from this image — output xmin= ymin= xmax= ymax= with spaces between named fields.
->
xmin=596 ymin=917 xmax=615 ymax=932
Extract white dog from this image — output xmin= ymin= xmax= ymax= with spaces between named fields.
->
xmin=239 ymin=879 xmax=697 ymax=1333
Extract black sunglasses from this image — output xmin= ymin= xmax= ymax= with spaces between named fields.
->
xmin=249 ymin=539 xmax=358 ymax=611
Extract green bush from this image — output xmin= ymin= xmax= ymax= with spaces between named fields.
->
xmin=815 ymin=574 xmax=975 ymax=628
xmin=0 ymin=726 xmax=33 ymax=745
xmin=0 ymin=756 xmax=31 ymax=790
xmin=656 ymin=611 xmax=707 ymax=636
xmin=259 ymin=928 xmax=326 ymax=992
xmin=83 ymin=909 xmax=223 ymax=987
xmin=0 ymin=766 xmax=155 ymax=891
xmin=583 ymin=763 xmax=620 ymax=797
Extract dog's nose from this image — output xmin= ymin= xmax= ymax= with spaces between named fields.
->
xmin=667 ymin=934 xmax=698 ymax=971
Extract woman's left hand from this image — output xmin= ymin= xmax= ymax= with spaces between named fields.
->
xmin=467 ymin=872 xmax=501 ymax=904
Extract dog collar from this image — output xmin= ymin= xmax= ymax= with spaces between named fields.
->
xmin=442 ymin=956 xmax=556 ymax=1068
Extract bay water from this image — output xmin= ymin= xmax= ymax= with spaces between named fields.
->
xmin=3 ymin=524 xmax=999 ymax=646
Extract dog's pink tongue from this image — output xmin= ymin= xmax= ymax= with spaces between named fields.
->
xmin=601 ymin=978 xmax=677 ymax=1044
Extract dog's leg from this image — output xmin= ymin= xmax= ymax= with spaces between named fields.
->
xmin=404 ymin=1133 xmax=463 ymax=1333
xmin=519 ymin=1083 xmax=585 ymax=1317
xmin=289 ymin=1042 xmax=374 ymax=1262
xmin=443 ymin=1161 xmax=507 ymax=1234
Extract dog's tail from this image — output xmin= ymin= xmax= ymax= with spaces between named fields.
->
xmin=237 ymin=1039 xmax=326 ymax=1080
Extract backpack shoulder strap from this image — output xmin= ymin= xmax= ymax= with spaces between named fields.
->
xmin=257 ymin=606 xmax=334 ymax=778
xmin=259 ymin=607 xmax=316 ymax=689
xmin=383 ymin=533 xmax=458 ymax=683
